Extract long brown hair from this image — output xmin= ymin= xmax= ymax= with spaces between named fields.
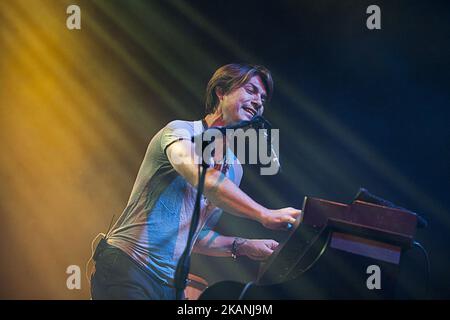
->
xmin=204 ymin=63 xmax=273 ymax=115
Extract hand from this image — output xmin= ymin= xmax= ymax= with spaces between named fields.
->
xmin=260 ymin=207 xmax=302 ymax=231
xmin=237 ymin=239 xmax=279 ymax=261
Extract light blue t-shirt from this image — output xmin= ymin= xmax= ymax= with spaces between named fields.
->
xmin=106 ymin=120 xmax=242 ymax=286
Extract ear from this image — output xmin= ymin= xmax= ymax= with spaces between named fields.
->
xmin=215 ymin=87 xmax=224 ymax=101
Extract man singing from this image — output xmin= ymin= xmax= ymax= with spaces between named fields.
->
xmin=90 ymin=63 xmax=301 ymax=299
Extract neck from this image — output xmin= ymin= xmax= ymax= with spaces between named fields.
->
xmin=204 ymin=112 xmax=226 ymax=128
xmin=203 ymin=112 xmax=231 ymax=157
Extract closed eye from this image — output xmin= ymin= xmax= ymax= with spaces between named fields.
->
xmin=245 ymin=87 xmax=254 ymax=94
xmin=246 ymin=84 xmax=266 ymax=104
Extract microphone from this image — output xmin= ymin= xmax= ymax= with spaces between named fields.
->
xmin=354 ymin=188 xmax=428 ymax=228
xmin=197 ymin=116 xmax=265 ymax=135
xmin=191 ymin=115 xmax=281 ymax=171
xmin=223 ymin=115 xmax=266 ymax=131
xmin=191 ymin=116 xmax=267 ymax=167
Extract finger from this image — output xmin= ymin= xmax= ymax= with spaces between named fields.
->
xmin=260 ymin=243 xmax=275 ymax=254
xmin=261 ymin=247 xmax=274 ymax=257
xmin=250 ymin=248 xmax=273 ymax=261
xmin=268 ymin=240 xmax=279 ymax=249
xmin=290 ymin=209 xmax=302 ymax=218
xmin=264 ymin=248 xmax=275 ymax=259
xmin=282 ymin=215 xmax=297 ymax=224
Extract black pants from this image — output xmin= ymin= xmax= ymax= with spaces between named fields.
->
xmin=90 ymin=242 xmax=178 ymax=300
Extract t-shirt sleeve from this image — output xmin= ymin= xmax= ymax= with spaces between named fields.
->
xmin=160 ymin=120 xmax=194 ymax=154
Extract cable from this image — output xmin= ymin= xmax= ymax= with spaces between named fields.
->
xmin=85 ymin=214 xmax=116 ymax=285
xmin=413 ymin=240 xmax=431 ymax=298
xmin=297 ymin=226 xmax=332 ymax=276
xmin=85 ymin=232 xmax=105 ymax=285
xmin=174 ymin=164 xmax=208 ymax=300
xmin=238 ymin=229 xmax=331 ymax=300
xmin=238 ymin=281 xmax=255 ymax=300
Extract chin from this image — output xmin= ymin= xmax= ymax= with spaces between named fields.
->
xmin=238 ymin=113 xmax=252 ymax=121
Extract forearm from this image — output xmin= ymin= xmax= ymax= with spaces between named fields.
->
xmin=194 ymin=230 xmax=278 ymax=260
xmin=203 ymin=168 xmax=267 ymax=223
xmin=193 ymin=231 xmax=239 ymax=257
xmin=166 ymin=140 xmax=299 ymax=230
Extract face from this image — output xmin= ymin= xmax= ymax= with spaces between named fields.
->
xmin=217 ymin=75 xmax=267 ymax=124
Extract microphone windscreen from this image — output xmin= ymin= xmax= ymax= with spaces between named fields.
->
xmin=353 ymin=188 xmax=428 ymax=228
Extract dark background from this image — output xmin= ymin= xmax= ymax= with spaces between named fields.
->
xmin=185 ymin=0 xmax=450 ymax=298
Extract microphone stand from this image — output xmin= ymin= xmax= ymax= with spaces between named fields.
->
xmin=173 ymin=116 xmax=267 ymax=300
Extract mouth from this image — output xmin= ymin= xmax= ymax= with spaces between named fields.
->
xmin=242 ymin=106 xmax=257 ymax=118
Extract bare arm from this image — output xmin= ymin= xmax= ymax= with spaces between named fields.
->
xmin=193 ymin=229 xmax=278 ymax=260
xmin=166 ymin=139 xmax=301 ymax=230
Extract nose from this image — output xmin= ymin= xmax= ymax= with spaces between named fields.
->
xmin=251 ymin=94 xmax=263 ymax=111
